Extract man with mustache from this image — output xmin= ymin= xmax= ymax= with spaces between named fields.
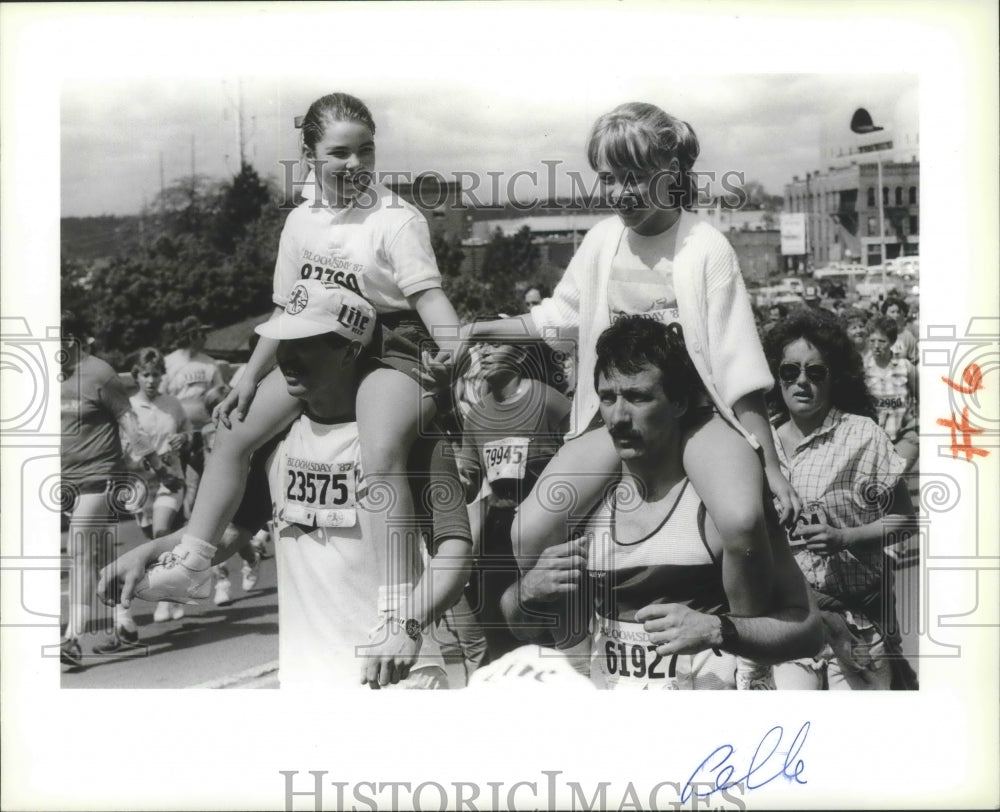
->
xmin=502 ymin=316 xmax=821 ymax=689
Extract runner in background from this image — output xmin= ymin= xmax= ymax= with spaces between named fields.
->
xmin=864 ymin=316 xmax=919 ymax=474
xmin=60 ymin=314 xmax=180 ymax=665
xmin=456 ymin=337 xmax=570 ymax=660
xmin=765 ymin=309 xmax=918 ymax=690
xmin=126 ymin=348 xmax=190 ymax=540
xmin=162 ymin=315 xmax=225 ymax=518
xmin=880 ymin=296 xmax=918 ymax=365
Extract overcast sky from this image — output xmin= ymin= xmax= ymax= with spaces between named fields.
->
xmin=61 ymin=71 xmax=918 ymax=217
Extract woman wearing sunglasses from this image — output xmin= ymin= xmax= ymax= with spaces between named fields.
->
xmin=763 ymin=309 xmax=917 ymax=690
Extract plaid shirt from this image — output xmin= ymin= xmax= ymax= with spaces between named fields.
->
xmin=773 ymin=408 xmax=906 ymax=628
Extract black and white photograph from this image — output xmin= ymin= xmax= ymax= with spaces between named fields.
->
xmin=2 ymin=2 xmax=997 ymax=810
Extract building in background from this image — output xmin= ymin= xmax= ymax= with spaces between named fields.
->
xmin=784 ymin=117 xmax=919 ymax=269
xmin=387 ymin=174 xmax=467 ymax=243
xmin=691 ymin=205 xmax=781 ymax=286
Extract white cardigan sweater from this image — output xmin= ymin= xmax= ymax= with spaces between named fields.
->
xmin=530 ymin=212 xmax=773 ymax=446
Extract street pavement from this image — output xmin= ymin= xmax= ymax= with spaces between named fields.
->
xmin=60 ymin=519 xmax=280 ymax=689
xmin=60 ymin=504 xmax=922 ymax=689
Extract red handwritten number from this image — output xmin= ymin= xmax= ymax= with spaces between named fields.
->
xmin=936 ymin=407 xmax=989 ymax=461
xmin=941 ymin=363 xmax=984 ymax=395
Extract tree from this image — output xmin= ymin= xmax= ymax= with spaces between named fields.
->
xmin=430 ymin=231 xmax=465 ymax=281
xmin=66 ymin=165 xmax=287 ymax=367
xmin=210 ymin=161 xmax=274 ymax=253
xmin=439 ymin=226 xmax=538 ymax=320
xmin=150 ymin=173 xmax=224 ymax=237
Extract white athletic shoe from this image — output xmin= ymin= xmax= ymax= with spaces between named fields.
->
xmin=153 ymin=602 xmax=172 ymax=623
xmin=250 ymin=527 xmax=271 ymax=559
xmin=213 ymin=575 xmax=233 ymax=607
xmin=133 ymin=549 xmax=212 ymax=604
xmin=241 ymin=553 xmax=261 ymax=592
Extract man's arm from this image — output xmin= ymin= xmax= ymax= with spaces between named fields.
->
xmin=407 ymin=536 xmax=472 ymax=635
xmin=500 ymin=537 xmax=589 ymax=648
xmin=635 ymin=515 xmax=822 ymax=664
xmin=361 ymin=438 xmax=473 ymax=688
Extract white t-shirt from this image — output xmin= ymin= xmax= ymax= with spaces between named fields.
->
xmin=162 ymin=349 xmax=224 ymax=427
xmin=128 ymin=392 xmax=189 ymax=478
xmin=273 ymin=183 xmax=442 ymax=313
xmin=606 ymin=223 xmax=681 ymax=326
xmin=266 ymin=413 xmax=445 ymax=689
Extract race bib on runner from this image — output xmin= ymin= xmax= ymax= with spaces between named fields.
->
xmin=591 ymin=617 xmax=680 ymax=690
xmin=481 ymin=437 xmax=530 ymax=483
xmin=280 ymin=458 xmax=358 ymax=528
xmin=591 ymin=616 xmax=737 ymax=690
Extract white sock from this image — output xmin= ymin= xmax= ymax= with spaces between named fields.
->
xmin=173 ymin=534 xmax=216 ymax=565
xmin=115 ymin=604 xmax=137 ymax=632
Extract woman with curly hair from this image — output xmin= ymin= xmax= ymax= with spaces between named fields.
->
xmin=764 ymin=309 xmax=917 ymax=690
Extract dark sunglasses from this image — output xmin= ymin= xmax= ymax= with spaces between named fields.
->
xmin=778 ymin=362 xmax=830 ymax=385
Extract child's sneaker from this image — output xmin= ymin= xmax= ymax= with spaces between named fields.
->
xmin=134 ymin=547 xmax=213 ymax=604
xmin=241 ymin=553 xmax=261 ymax=592
xmin=92 ymin=625 xmax=141 ymax=655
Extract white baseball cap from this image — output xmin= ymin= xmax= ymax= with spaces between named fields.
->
xmin=256 ymin=280 xmax=377 ymax=345
xmin=468 ymin=645 xmax=595 ymax=690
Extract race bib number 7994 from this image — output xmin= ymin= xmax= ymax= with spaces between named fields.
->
xmin=482 ymin=437 xmax=530 ymax=483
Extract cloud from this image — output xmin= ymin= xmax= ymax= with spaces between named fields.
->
xmin=61 ymin=73 xmax=918 ymax=216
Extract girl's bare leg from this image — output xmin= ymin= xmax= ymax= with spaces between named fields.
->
xmin=511 ymin=429 xmax=619 ymax=570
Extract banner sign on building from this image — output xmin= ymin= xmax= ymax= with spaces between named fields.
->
xmin=780 ymin=212 xmax=807 ymax=255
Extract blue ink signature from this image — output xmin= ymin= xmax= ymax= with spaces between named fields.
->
xmin=681 ymin=721 xmax=810 ymax=802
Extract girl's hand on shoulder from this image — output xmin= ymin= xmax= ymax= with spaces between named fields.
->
xmin=214 ymin=380 xmax=256 ymax=428
xmin=419 ymin=350 xmax=454 ymax=395
xmin=766 ymin=464 xmax=802 ymax=526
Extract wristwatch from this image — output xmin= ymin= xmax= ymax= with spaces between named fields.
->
xmin=388 ymin=616 xmax=422 ymax=641
xmin=716 ymin=614 xmax=739 ymax=653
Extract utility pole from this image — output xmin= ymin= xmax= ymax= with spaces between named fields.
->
xmin=237 ymin=77 xmax=246 ymax=166
xmin=224 ymin=77 xmax=250 ymax=171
